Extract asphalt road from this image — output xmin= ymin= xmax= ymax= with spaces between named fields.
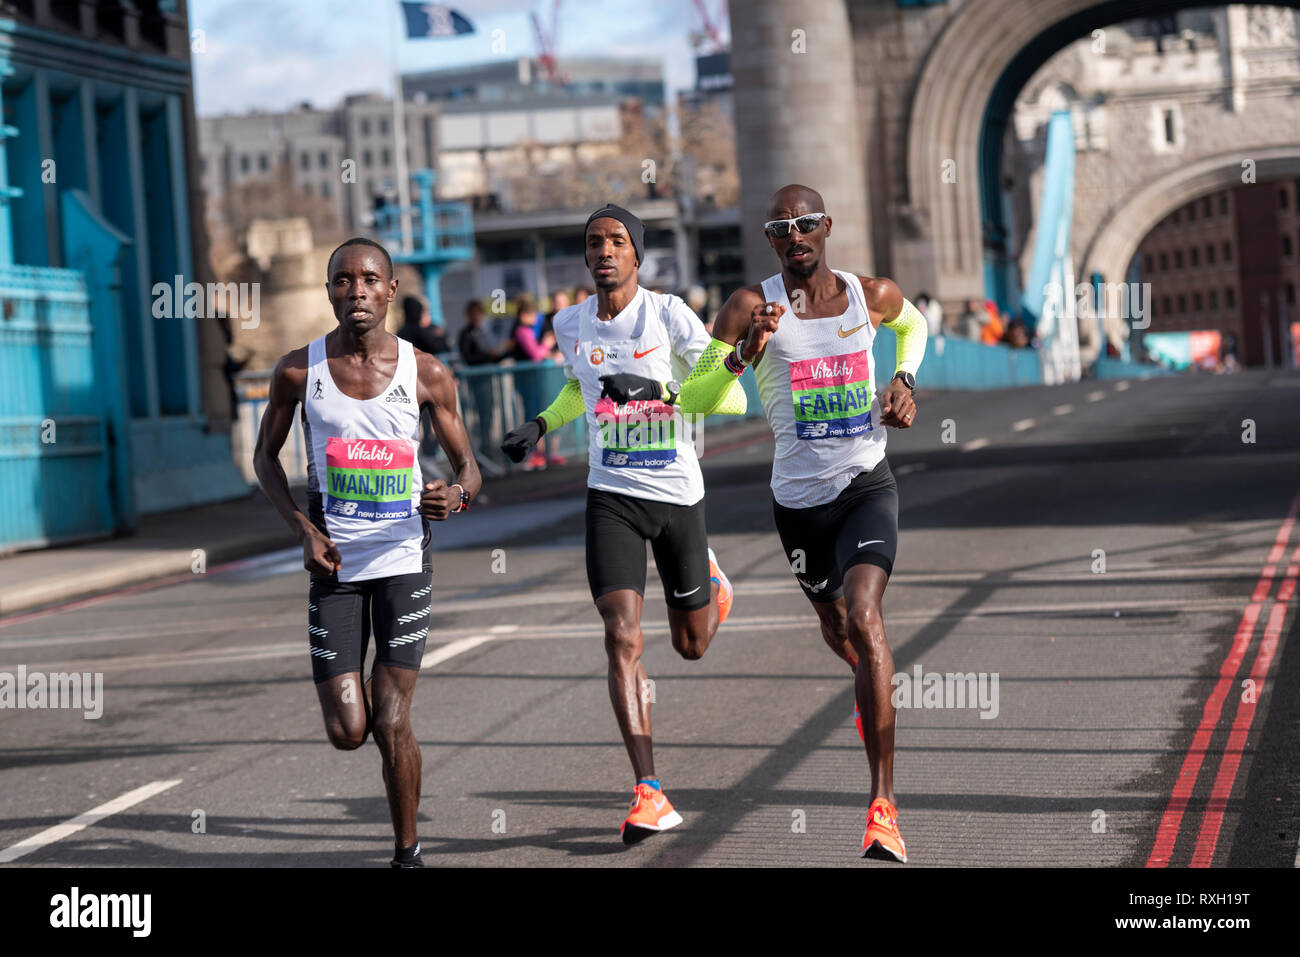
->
xmin=2 ymin=369 xmax=1298 ymax=868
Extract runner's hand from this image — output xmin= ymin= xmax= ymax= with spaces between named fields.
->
xmin=879 ymin=379 xmax=917 ymax=428
xmin=501 ymin=419 xmax=543 ymax=462
xmin=420 ymin=479 xmax=459 ymax=521
xmin=742 ymin=301 xmax=784 ymax=363
xmin=303 ymin=528 xmax=341 ymax=577
xmin=598 ymin=374 xmax=662 ymax=404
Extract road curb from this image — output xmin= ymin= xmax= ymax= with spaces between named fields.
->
xmin=0 ymin=529 xmax=298 ymax=619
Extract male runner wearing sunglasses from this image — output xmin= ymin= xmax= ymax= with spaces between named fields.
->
xmin=599 ymin=185 xmax=927 ymax=862
xmin=500 ymin=204 xmax=747 ymax=844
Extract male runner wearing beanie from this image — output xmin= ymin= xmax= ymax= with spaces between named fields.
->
xmin=254 ymin=237 xmax=481 ymax=867
xmin=601 ymin=185 xmax=927 ymax=862
xmin=500 ymin=204 xmax=747 ymax=844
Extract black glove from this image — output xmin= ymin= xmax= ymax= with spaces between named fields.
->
xmin=598 ymin=374 xmax=662 ymax=404
xmin=501 ymin=418 xmax=545 ymax=463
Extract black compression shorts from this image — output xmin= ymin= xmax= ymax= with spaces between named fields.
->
xmin=306 ymin=491 xmax=434 ymax=682
xmin=771 ymin=457 xmax=899 ymax=603
xmin=585 ymin=488 xmax=712 ymax=610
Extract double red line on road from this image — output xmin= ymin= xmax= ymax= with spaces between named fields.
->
xmin=1146 ymin=490 xmax=1300 ymax=867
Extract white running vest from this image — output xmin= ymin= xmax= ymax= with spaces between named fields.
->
xmin=303 ymin=335 xmax=425 ymax=582
xmin=754 ymin=269 xmax=888 ymax=509
xmin=552 ymin=288 xmax=711 ymax=506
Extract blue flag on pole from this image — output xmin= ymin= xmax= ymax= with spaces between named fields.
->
xmin=401 ymin=2 xmax=474 ymax=38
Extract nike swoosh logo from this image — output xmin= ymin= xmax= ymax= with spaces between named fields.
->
xmin=628 ymin=387 xmax=644 ymax=397
xmin=634 ymin=346 xmax=660 ymax=358
xmin=673 ymin=586 xmax=701 ymax=598
xmin=838 ymin=322 xmax=869 ymax=338
xmin=858 ymin=540 xmax=884 ymax=548
xmin=652 ymin=796 xmax=667 ymax=812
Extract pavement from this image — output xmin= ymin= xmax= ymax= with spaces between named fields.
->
xmin=1 ymin=368 xmax=1298 ymax=868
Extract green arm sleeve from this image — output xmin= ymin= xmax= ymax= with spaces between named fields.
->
xmin=678 ymin=339 xmax=748 ymax=416
xmin=537 ymin=378 xmax=586 ymax=433
xmin=883 ymin=298 xmax=928 ymax=376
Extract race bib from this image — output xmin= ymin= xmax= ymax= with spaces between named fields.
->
xmin=790 ymin=351 xmax=874 ymax=439
xmin=594 ymin=397 xmax=677 ymax=468
xmin=324 ymin=437 xmax=415 ymax=519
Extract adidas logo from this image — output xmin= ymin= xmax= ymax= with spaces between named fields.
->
xmin=385 ymin=384 xmax=412 ymax=404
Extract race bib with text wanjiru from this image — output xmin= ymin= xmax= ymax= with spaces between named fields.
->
xmin=324 ymin=437 xmax=415 ymax=519
xmin=789 ymin=351 xmax=874 ymax=440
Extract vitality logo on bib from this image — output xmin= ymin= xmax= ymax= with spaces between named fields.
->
xmin=593 ymin=396 xmax=677 ymax=468
xmin=324 ymin=437 xmax=415 ymax=519
xmin=789 ymin=350 xmax=874 ymax=439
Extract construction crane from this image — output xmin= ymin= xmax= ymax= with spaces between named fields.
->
xmin=690 ymin=0 xmax=727 ymax=53
xmin=531 ymin=0 xmax=566 ymax=85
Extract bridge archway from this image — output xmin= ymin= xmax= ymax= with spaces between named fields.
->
xmin=1083 ymin=147 xmax=1300 ymax=282
xmin=905 ymin=0 xmax=1300 ymax=305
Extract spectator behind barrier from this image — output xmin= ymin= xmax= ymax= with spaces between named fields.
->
xmin=458 ymin=300 xmax=505 ymax=365
xmin=397 ymin=295 xmax=449 ymax=355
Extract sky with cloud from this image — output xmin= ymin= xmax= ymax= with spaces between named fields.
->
xmin=190 ymin=0 xmax=728 ymax=115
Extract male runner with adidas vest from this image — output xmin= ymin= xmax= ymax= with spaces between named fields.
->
xmin=500 ymin=204 xmax=747 ymax=844
xmin=599 ymin=185 xmax=927 ymax=862
xmin=254 ymin=238 xmax=481 ymax=868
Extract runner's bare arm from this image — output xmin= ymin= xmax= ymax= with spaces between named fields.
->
xmin=416 ymin=353 xmax=482 ymax=519
xmin=253 ymin=350 xmax=340 ymax=573
xmin=858 ymin=276 xmax=904 ymax=329
xmin=712 ymin=284 xmax=777 ymax=365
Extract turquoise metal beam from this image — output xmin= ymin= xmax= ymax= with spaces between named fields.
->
xmin=0 ymin=59 xmax=18 ymax=267
xmin=166 ymin=93 xmax=200 ymax=419
xmin=122 ymin=86 xmax=160 ymax=420
xmin=61 ymin=188 xmax=136 ymax=532
xmin=1021 ymin=110 xmax=1076 ymax=331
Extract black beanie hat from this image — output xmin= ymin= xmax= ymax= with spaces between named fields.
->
xmin=585 ymin=203 xmax=644 ymax=265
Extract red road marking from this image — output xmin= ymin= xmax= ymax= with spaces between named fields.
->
xmin=1190 ymin=541 xmax=1300 ymax=866
xmin=1145 ymin=489 xmax=1300 ymax=867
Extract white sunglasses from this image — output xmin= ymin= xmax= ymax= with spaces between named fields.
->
xmin=763 ymin=212 xmax=828 ymax=238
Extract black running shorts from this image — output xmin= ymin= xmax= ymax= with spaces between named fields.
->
xmin=771 ymin=457 xmax=899 ymax=603
xmin=585 ymin=488 xmax=712 ymax=610
xmin=306 ymin=491 xmax=433 ymax=682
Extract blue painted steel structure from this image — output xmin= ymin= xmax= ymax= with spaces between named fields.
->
xmin=375 ymin=170 xmax=474 ymax=328
xmin=0 ymin=10 xmax=245 ymax=552
xmin=1021 ymin=111 xmax=1076 ymax=333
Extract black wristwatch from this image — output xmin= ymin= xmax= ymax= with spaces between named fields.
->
xmin=451 ymin=483 xmax=471 ymax=512
xmin=892 ymin=371 xmax=915 ymax=394
xmin=664 ymin=379 xmax=682 ymax=406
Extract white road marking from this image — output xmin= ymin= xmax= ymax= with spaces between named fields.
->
xmin=892 ymin=463 xmax=928 ymax=477
xmin=1086 ymin=390 xmax=1106 ymax=402
xmin=1052 ymin=404 xmax=1074 ymax=416
xmin=490 ymin=624 xmax=519 ymax=634
xmin=1114 ymin=381 xmax=1130 ymax=392
xmin=1011 ymin=418 xmax=1035 ymax=432
xmin=961 ymin=438 xmax=990 ymax=452
xmin=421 ymin=635 xmax=495 ymax=670
xmin=0 ymin=779 xmax=181 ymax=864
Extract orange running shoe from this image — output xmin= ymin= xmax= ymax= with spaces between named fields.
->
xmin=860 ymin=798 xmax=907 ymax=863
xmin=620 ymin=783 xmax=683 ymax=845
xmin=708 ymin=547 xmax=733 ymax=625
